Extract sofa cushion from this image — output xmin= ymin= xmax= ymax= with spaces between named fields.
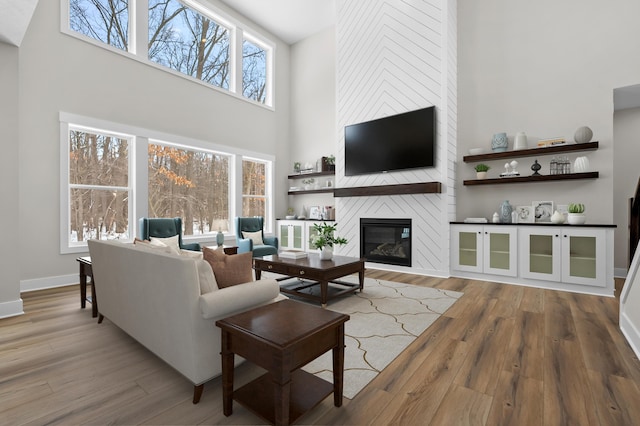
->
xmin=202 ymin=247 xmax=253 ymax=288
xmin=150 ymin=235 xmax=181 ymax=254
xmin=242 ymin=230 xmax=264 ymax=246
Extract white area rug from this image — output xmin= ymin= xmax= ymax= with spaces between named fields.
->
xmin=272 ymin=275 xmax=463 ymax=399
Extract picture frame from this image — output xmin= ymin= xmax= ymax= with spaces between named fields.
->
xmin=309 ymin=205 xmax=322 ymax=220
xmin=515 ymin=205 xmax=534 ymax=223
xmin=533 ymin=201 xmax=554 ymax=223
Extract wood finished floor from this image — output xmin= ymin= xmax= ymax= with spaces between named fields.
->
xmin=1 ymin=272 xmax=639 ymax=425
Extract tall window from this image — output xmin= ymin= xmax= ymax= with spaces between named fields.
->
xmin=242 ymin=158 xmax=269 ymax=220
xmin=68 ymin=126 xmax=131 ymax=245
xmin=148 ymin=0 xmax=230 ymax=89
xmin=65 ymin=0 xmax=273 ymax=106
xmin=69 ymin=0 xmax=129 ymax=50
xmin=242 ymin=38 xmax=267 ymax=104
xmin=148 ymin=142 xmax=231 ymax=234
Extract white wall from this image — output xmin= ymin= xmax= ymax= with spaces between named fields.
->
xmin=0 ymin=42 xmax=22 ymax=317
xmin=288 ymin=27 xmax=336 ymax=216
xmin=614 ymin=107 xmax=640 ymax=272
xmin=334 ymin=0 xmax=456 ymax=276
xmin=457 ymin=0 xmax=640 ymax=226
xmin=9 ymin=0 xmax=290 ymax=308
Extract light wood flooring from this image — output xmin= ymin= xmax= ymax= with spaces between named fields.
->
xmin=1 ymin=271 xmax=639 ymax=425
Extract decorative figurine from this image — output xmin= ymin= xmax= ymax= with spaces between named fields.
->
xmin=531 ymin=159 xmax=542 ymax=176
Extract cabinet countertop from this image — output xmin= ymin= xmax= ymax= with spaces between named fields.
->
xmin=450 ymin=221 xmax=616 ymax=228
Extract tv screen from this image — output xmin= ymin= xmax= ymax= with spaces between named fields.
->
xmin=344 ymin=106 xmax=435 ymax=176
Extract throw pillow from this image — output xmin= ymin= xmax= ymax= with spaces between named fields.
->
xmin=150 ymin=235 xmax=181 ymax=255
xmin=242 ymin=230 xmax=264 ymax=246
xmin=202 ymin=247 xmax=253 ymax=288
xmin=134 ymin=237 xmax=173 ymax=254
xmin=196 ymin=259 xmax=218 ymax=294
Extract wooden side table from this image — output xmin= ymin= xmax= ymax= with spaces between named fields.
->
xmin=76 ymin=256 xmax=98 ymax=318
xmin=216 ymin=299 xmax=349 ymax=425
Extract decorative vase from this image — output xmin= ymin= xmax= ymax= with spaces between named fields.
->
xmin=574 ymin=126 xmax=593 ymax=144
xmin=500 ymin=200 xmax=513 ymax=223
xmin=514 ymin=132 xmax=528 ymax=150
xmin=216 ymin=229 xmax=225 ymax=246
xmin=476 ymin=171 xmax=487 ymax=180
xmin=492 ymin=132 xmax=508 ymax=152
xmin=567 ymin=213 xmax=586 ymax=225
xmin=319 ymin=247 xmax=333 ymax=260
xmin=574 ymin=156 xmax=590 ymax=173
xmin=551 ymin=210 xmax=565 ymax=224
xmin=531 ymin=160 xmax=542 ymax=176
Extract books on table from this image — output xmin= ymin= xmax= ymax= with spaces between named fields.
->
xmin=278 ymin=251 xmax=308 ymax=259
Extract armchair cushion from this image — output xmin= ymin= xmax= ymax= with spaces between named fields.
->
xmin=242 ymin=230 xmax=264 ymax=246
xmin=150 ymin=235 xmax=181 ymax=254
xmin=202 ymin=247 xmax=253 ymax=288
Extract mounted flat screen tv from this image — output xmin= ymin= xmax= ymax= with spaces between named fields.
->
xmin=344 ymin=106 xmax=436 ymax=176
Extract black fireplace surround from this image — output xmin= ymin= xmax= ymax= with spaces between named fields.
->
xmin=360 ymin=218 xmax=411 ymax=267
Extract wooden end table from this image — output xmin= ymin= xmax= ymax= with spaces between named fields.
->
xmin=216 ymin=300 xmax=349 ymax=426
xmin=76 ymin=256 xmax=98 ymax=318
xmin=254 ymin=254 xmax=365 ymax=307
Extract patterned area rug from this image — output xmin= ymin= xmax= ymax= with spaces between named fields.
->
xmin=270 ymin=275 xmax=463 ymax=399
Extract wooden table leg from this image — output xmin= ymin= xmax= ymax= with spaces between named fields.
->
xmin=273 ymin=370 xmax=291 ymax=426
xmin=320 ymin=280 xmax=328 ymax=308
xmin=358 ymin=264 xmax=365 ymax=291
xmin=221 ymin=331 xmax=234 ymax=416
xmin=91 ymin=281 xmax=98 ymax=318
xmin=79 ymin=263 xmax=87 ymax=309
xmin=333 ymin=324 xmax=345 ymax=407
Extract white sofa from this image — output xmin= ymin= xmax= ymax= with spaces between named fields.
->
xmin=87 ymin=240 xmax=286 ymax=403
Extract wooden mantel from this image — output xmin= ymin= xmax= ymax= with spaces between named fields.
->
xmin=333 ymin=182 xmax=442 ymax=197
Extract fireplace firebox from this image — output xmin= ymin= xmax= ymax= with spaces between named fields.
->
xmin=360 ymin=218 xmax=411 ymax=267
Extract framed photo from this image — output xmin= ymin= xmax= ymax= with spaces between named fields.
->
xmin=533 ymin=201 xmax=554 ymax=223
xmin=516 ymin=205 xmax=534 ymax=223
xmin=309 ymin=205 xmax=322 ymax=220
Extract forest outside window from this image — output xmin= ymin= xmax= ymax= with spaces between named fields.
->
xmin=67 ymin=126 xmax=132 ymax=248
xmin=242 ymin=158 xmax=270 ymax=224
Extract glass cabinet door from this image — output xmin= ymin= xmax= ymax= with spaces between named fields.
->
xmin=484 ymin=227 xmax=517 ymax=277
xmin=279 ymin=222 xmax=291 ymax=249
xmin=452 ymin=225 xmax=483 ymax=273
xmin=292 ymin=223 xmax=303 ymax=250
xmin=561 ymin=229 xmax=606 ymax=287
xmin=519 ymin=228 xmax=561 ymax=281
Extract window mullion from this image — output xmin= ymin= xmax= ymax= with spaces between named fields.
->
xmin=233 ymin=27 xmax=243 ymax=96
xmin=132 ymin=0 xmax=149 ymax=56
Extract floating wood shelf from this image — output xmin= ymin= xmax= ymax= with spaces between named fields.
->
xmin=463 ymin=172 xmax=599 ymax=186
xmin=463 ymin=141 xmax=599 ymax=163
xmin=288 ymin=188 xmax=334 ymax=195
xmin=288 ymin=171 xmax=335 ymax=179
xmin=333 ymin=182 xmax=442 ymax=197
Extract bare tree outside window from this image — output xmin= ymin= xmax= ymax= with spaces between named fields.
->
xmin=69 ymin=0 xmax=129 ymax=50
xmin=242 ymin=159 xmax=267 ymax=218
xmin=148 ymin=0 xmax=230 ymax=89
xmin=148 ymin=143 xmax=231 ymax=234
xmin=242 ymin=39 xmax=267 ymax=103
xmin=69 ymin=129 xmax=130 ymax=243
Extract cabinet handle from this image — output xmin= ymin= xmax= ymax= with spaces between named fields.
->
xmin=299 ymin=270 xmax=305 ymax=275
xmin=555 ymin=235 xmax=559 ymax=237
xmin=268 ymin=265 xmax=273 ymax=270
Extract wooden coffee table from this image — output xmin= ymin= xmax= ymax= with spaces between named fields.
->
xmin=216 ymin=300 xmax=349 ymax=426
xmin=254 ymin=254 xmax=365 ymax=307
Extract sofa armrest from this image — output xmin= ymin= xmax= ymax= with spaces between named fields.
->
xmin=237 ymin=238 xmax=252 ymax=253
xmin=198 ymin=278 xmax=279 ymax=320
xmin=264 ymin=235 xmax=278 ymax=249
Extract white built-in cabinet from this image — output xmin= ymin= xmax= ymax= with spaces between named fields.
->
xmin=451 ymin=223 xmax=615 ymax=296
xmin=277 ymin=220 xmax=330 ymax=252
xmin=451 ymin=225 xmax=517 ymax=277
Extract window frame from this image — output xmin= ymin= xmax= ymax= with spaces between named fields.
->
xmin=60 ymin=112 xmax=275 ymax=254
xmin=241 ymin=156 xmax=273 ymax=225
xmin=61 ymin=0 xmax=275 ymax=108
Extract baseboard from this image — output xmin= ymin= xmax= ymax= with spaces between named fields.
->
xmin=21 ymin=273 xmax=77 ymax=293
xmin=0 ymin=298 xmax=24 ymax=319
xmin=615 ymin=267 xmax=629 ymax=278
xmin=365 ymin=263 xmax=449 ymax=278
xmin=620 ymin=311 xmax=640 ymax=360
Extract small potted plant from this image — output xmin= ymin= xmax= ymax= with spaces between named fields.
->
xmin=322 ymin=155 xmax=336 ymax=172
xmin=567 ymin=203 xmax=586 ymax=225
xmin=285 ymin=207 xmax=296 ymax=220
xmin=302 ymin=178 xmax=315 ymax=190
xmin=293 ymin=162 xmax=301 ymax=173
xmin=310 ymin=222 xmax=348 ymax=260
xmin=474 ymin=164 xmax=491 ymax=179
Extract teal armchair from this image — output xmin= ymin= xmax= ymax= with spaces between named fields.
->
xmin=138 ymin=217 xmax=201 ymax=251
xmin=235 ymin=217 xmax=278 ymax=257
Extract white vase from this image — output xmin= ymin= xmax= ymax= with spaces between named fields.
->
xmin=574 ymin=156 xmax=590 ymax=173
xmin=476 ymin=171 xmax=487 ymax=180
xmin=319 ymin=247 xmax=333 ymax=260
xmin=514 ymin=132 xmax=528 ymax=150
